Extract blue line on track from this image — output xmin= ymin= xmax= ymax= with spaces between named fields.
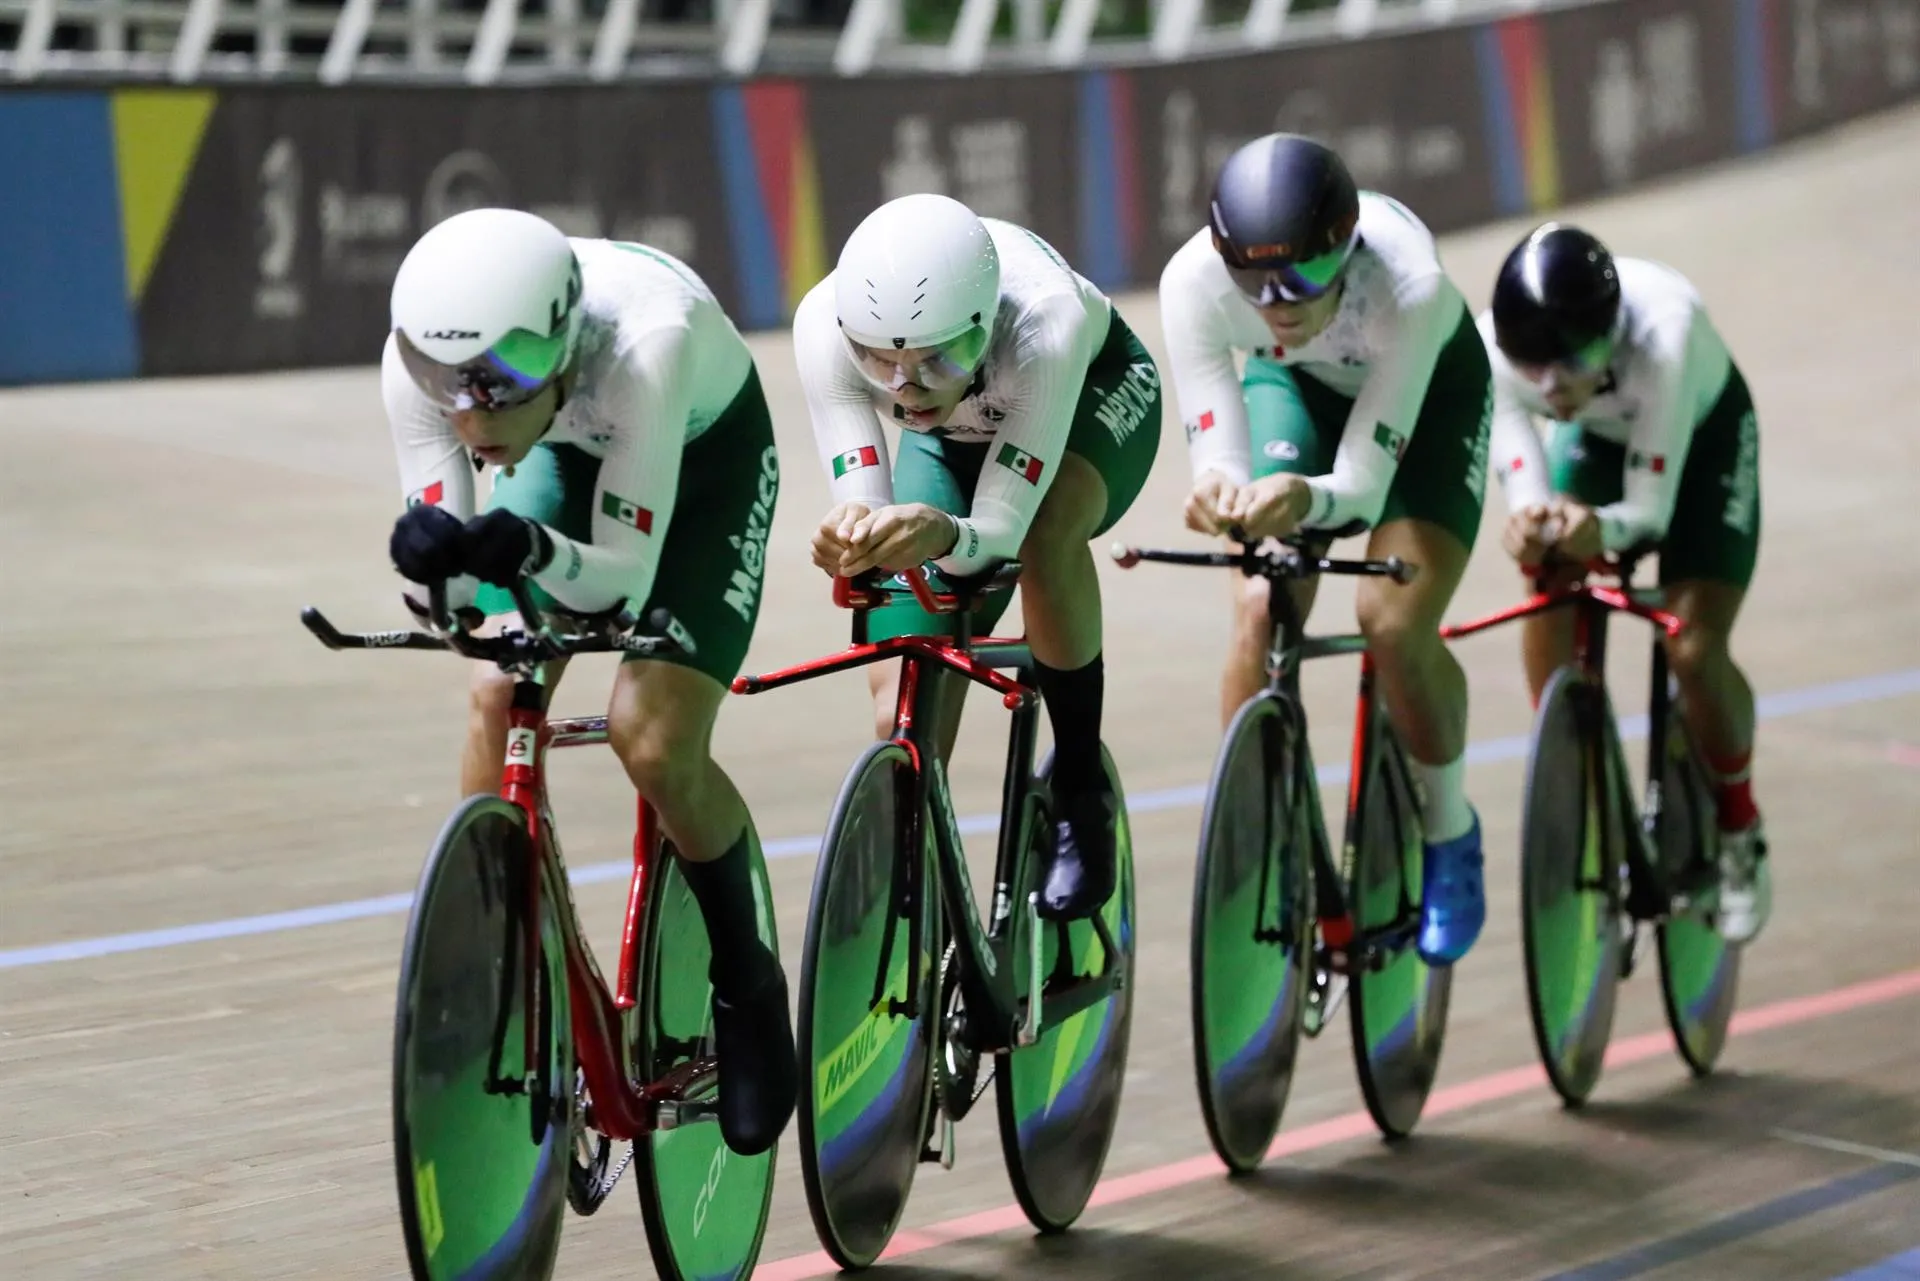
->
xmin=1542 ymin=1164 xmax=1920 ymax=1280
xmin=3 ymin=667 xmax=1916 ymax=972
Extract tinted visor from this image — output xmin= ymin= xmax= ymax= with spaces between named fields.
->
xmin=396 ymin=326 xmax=568 ymax=412
xmin=845 ymin=324 xmax=991 ymax=398
xmin=1221 ymin=228 xmax=1361 ymax=305
xmin=1505 ymin=329 xmax=1614 ymax=382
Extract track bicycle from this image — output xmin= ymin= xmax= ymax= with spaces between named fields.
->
xmin=1114 ymin=534 xmax=1450 ymax=1170
xmin=1442 ymin=550 xmax=1741 ymax=1104
xmin=301 ymin=579 xmax=776 ymax=1281
xmin=732 ymin=565 xmax=1135 ymax=1267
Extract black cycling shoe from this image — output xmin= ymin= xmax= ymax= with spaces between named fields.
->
xmin=1038 ymin=787 xmax=1118 ymax=921
xmin=710 ymin=961 xmax=797 ymax=1156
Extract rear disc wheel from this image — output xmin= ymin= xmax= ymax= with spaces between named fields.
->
xmin=633 ymin=843 xmax=777 ymax=1281
xmin=998 ymin=745 xmax=1137 ymax=1232
xmin=1655 ymin=704 xmax=1741 ymax=1076
xmin=1347 ymin=724 xmax=1451 ymax=1139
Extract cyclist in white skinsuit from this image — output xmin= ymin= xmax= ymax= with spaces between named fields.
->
xmin=382 ymin=208 xmax=795 ymax=1155
xmin=793 ymin=193 xmax=1165 ymax=922
xmin=1159 ymin=133 xmax=1494 ymax=967
xmin=1485 ymin=223 xmax=1768 ymax=943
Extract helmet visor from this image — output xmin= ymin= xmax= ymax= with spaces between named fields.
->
xmin=396 ymin=326 xmax=568 ymax=412
xmin=845 ymin=324 xmax=991 ymax=399
xmin=1222 ymin=227 xmax=1361 ymax=305
xmin=1504 ymin=329 xmax=1615 ymax=383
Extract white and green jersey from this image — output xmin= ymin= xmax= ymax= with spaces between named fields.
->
xmin=383 ymin=238 xmax=754 ymax=614
xmin=1482 ymin=256 xmax=1734 ymax=552
xmin=1157 ymin=191 xmax=1472 ymax=530
xmin=793 ymin=219 xmax=1114 ymax=576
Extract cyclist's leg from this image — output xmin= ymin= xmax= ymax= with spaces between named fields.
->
xmin=1656 ymin=366 xmax=1765 ymax=938
xmin=462 ymin=442 xmax=593 ymax=794
xmin=1234 ymin=356 xmax=1344 ymax=722
xmin=605 ymin=367 xmax=794 ymax=1155
xmin=1518 ymin=423 xmax=1621 ymax=703
xmin=1359 ymin=313 xmax=1493 ymax=964
xmin=1022 ymin=311 xmax=1163 ymax=917
xmin=1657 ymin=365 xmax=1762 ymax=800
xmin=863 ymin=432 xmax=989 ymax=760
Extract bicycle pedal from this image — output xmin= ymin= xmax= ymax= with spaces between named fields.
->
xmin=655 ymin=1097 xmax=717 ymax=1129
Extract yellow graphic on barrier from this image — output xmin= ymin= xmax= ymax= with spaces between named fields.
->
xmin=784 ymin=129 xmax=829 ymax=317
xmin=111 ymin=89 xmax=217 ymax=303
xmin=1522 ymin=68 xmax=1562 ymax=212
xmin=414 ymin=1158 xmax=446 ymax=1257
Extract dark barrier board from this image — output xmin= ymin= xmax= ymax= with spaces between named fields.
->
xmin=138 ymin=84 xmax=728 ymax=375
xmin=1129 ymin=23 xmax=1500 ymax=279
xmin=2 ymin=0 xmax=1911 ymax=382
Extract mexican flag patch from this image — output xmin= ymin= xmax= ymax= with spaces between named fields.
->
xmin=832 ymin=445 xmax=879 ymax=478
xmin=1373 ymin=422 xmax=1407 ymax=460
xmin=601 ymin=491 xmax=654 ymax=533
xmin=1629 ymin=450 xmax=1667 ymax=474
xmin=407 ymin=480 xmax=444 ymax=508
xmin=995 ymin=443 xmax=1044 ymax=484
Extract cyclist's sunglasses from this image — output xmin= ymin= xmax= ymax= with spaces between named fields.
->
xmin=396 ymin=327 xmax=567 ymax=412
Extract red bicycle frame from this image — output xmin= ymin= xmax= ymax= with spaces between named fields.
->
xmin=733 ymin=566 xmax=1033 ymax=712
xmin=496 ymin=689 xmax=711 ymax=1144
xmin=1443 ymin=572 xmax=1683 ymax=658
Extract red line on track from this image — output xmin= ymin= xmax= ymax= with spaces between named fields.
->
xmin=756 ymin=965 xmax=1920 ymax=1279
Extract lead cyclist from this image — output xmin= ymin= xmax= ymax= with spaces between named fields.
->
xmin=1483 ymin=222 xmax=1769 ymax=944
xmin=1157 ymin=133 xmax=1493 ymax=967
xmin=378 ymin=208 xmax=796 ymax=1156
xmin=792 ymin=193 xmax=1164 ymax=922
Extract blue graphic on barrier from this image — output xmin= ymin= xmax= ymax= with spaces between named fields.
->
xmin=0 ymin=92 xmax=137 ymax=384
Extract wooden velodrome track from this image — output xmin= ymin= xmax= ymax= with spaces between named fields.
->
xmin=4 ymin=102 xmax=1918 ymax=1281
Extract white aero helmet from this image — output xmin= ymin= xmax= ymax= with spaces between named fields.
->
xmin=833 ymin=194 xmax=1000 ymax=396
xmin=390 ymin=207 xmax=583 ymax=412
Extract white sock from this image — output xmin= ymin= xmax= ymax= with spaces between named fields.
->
xmin=1409 ymin=754 xmax=1473 ymax=844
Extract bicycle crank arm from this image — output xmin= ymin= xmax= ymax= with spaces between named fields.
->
xmin=1016 ymin=892 xmax=1044 ymax=1047
xmin=1039 ymin=973 xmax=1121 ymax=1029
xmin=1303 ymin=967 xmax=1348 ymax=1039
xmin=920 ymin=1110 xmax=957 ymax=1170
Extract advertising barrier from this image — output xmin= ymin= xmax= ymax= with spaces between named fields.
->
xmin=0 ymin=0 xmax=1915 ymax=384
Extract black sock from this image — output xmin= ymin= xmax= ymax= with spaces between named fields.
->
xmin=679 ymin=829 xmax=774 ymax=997
xmin=1034 ymin=654 xmax=1106 ymax=798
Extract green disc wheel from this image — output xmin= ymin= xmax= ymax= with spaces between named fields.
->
xmin=632 ymin=840 xmax=778 ymax=1281
xmin=797 ymin=740 xmax=942 ymax=1270
xmin=393 ymin=795 xmax=570 ymax=1281
xmin=1189 ymin=694 xmax=1312 ymax=1173
xmin=1654 ymin=700 xmax=1741 ymax=1076
xmin=1347 ymin=717 xmax=1452 ymax=1139
xmin=1519 ymin=667 xmax=1628 ymax=1107
xmin=998 ymin=745 xmax=1137 ymax=1232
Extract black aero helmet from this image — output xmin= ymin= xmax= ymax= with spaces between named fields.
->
xmin=1209 ymin=133 xmax=1361 ymax=304
xmin=1491 ymin=223 xmax=1622 ymax=368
